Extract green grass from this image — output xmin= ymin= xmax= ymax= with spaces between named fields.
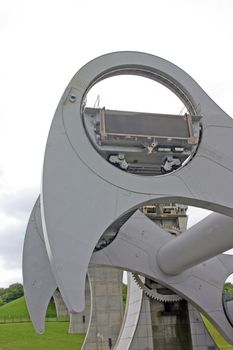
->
xmin=202 ymin=316 xmax=233 ymax=350
xmin=122 ymin=283 xmax=127 ymax=306
xmin=0 ymin=322 xmax=85 ymax=350
xmin=1 ymin=295 xmax=233 ymax=350
xmin=0 ymin=297 xmax=56 ymax=321
xmin=0 ymin=297 xmax=84 ymax=349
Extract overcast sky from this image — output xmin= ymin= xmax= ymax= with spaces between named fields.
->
xmin=0 ymin=0 xmax=233 ymax=288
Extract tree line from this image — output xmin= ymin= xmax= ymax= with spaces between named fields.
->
xmin=0 ymin=281 xmax=232 ymax=306
xmin=0 ymin=283 xmax=24 ymax=306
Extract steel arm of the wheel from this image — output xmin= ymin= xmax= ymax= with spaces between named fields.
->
xmin=41 ymin=52 xmax=233 ymax=315
xmin=91 ymin=211 xmax=233 ymax=344
xmin=23 ymin=198 xmax=93 ymax=334
xmin=23 ymin=198 xmax=57 ymax=333
xmin=24 ymin=200 xmax=233 ymax=343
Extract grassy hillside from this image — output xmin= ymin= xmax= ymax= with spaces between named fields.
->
xmin=0 ymin=297 xmax=56 ymax=321
xmin=1 ymin=296 xmax=233 ymax=350
xmin=0 ymin=322 xmax=85 ymax=350
xmin=0 ymin=297 xmax=84 ymax=349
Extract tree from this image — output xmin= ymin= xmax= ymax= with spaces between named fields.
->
xmin=224 ymin=282 xmax=233 ymax=293
xmin=223 ymin=282 xmax=233 ymax=302
xmin=1 ymin=283 xmax=24 ymax=304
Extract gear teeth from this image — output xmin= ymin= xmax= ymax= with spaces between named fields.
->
xmin=131 ymin=273 xmax=182 ymax=303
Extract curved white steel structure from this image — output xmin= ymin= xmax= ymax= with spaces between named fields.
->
xmin=23 ymin=52 xmax=233 ymax=344
xmin=114 ymin=273 xmax=144 ymax=350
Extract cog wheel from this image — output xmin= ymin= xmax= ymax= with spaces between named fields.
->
xmin=132 ymin=273 xmax=182 ymax=303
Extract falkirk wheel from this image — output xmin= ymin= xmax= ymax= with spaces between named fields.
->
xmin=23 ymin=51 xmax=233 ymax=346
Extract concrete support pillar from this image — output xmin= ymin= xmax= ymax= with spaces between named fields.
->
xmin=82 ymin=266 xmax=124 ymax=350
xmin=53 ymin=279 xmax=91 ymax=334
xmin=150 ymin=299 xmax=192 ymax=350
xmin=69 ymin=276 xmax=91 ymax=333
xmin=53 ymin=290 xmax=69 ymax=318
xmin=188 ymin=304 xmax=219 ymax=350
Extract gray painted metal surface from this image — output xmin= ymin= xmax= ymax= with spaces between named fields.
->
xmin=157 ymin=212 xmax=233 ymax=275
xmin=23 ymin=198 xmax=57 ymax=333
xmin=23 ymin=51 xmax=233 ymax=344
xmin=114 ymin=203 xmax=219 ymax=350
xmin=91 ymin=211 xmax=233 ymax=343
xmin=41 ymin=51 xmax=233 ymax=313
xmin=114 ymin=273 xmax=144 ymax=350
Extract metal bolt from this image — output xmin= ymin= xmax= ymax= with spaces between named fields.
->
xmin=69 ymin=94 xmax=76 ymax=103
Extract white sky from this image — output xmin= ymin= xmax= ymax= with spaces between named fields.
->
xmin=0 ymin=0 xmax=233 ymax=287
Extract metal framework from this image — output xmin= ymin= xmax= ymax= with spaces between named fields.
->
xmin=23 ymin=52 xmax=233 ymax=344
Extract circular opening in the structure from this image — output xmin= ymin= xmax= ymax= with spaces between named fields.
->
xmin=223 ymin=273 xmax=233 ymax=326
xmin=83 ymin=75 xmax=201 ymax=176
xmin=186 ymin=206 xmax=212 ymax=228
xmin=86 ymin=75 xmax=186 ymax=114
xmin=94 ymin=202 xmax=212 ymax=252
